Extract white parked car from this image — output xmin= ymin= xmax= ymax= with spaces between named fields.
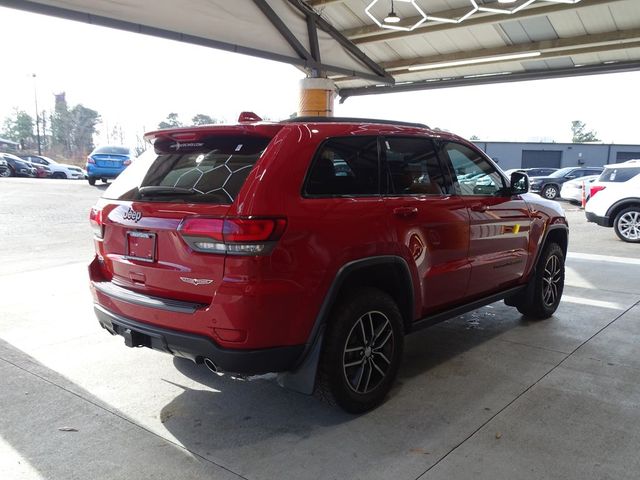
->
xmin=560 ymin=175 xmax=599 ymax=205
xmin=19 ymin=154 xmax=86 ymax=180
xmin=585 ymin=161 xmax=640 ymax=242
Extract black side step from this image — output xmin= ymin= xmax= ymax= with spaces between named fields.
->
xmin=410 ymin=285 xmax=526 ymax=332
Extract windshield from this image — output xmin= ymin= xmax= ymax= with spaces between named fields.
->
xmin=103 ymin=135 xmax=271 ymax=204
xmin=549 ymin=167 xmax=575 ymax=178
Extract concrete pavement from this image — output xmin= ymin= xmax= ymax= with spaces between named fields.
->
xmin=1 ymin=178 xmax=639 ymax=480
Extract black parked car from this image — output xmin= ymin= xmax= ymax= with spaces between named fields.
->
xmin=529 ymin=166 xmax=604 ymax=200
xmin=524 ymin=167 xmax=558 ymax=177
xmin=0 ymin=153 xmax=37 ymax=177
xmin=0 ymin=156 xmax=9 ymax=177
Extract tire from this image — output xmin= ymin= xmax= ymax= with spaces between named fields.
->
xmin=101 ymin=178 xmax=108 ymax=184
xmin=88 ymin=177 xmax=96 ymax=186
xmin=613 ymin=207 xmax=640 ymax=243
xmin=0 ymin=167 xmax=11 ymax=177
xmin=514 ymin=242 xmax=565 ymax=319
xmin=541 ymin=184 xmax=559 ymax=200
xmin=315 ymin=287 xmax=404 ymax=413
xmin=52 ymin=172 xmax=66 ymax=179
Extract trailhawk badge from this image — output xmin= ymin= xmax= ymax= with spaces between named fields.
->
xmin=180 ymin=277 xmax=214 ymax=286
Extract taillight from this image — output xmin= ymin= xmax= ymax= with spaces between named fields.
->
xmin=178 ymin=217 xmax=286 ymax=255
xmin=89 ymin=207 xmax=104 ymax=239
xmin=123 ymin=159 xmax=132 ymax=166
xmin=87 ymin=156 xmax=95 ymax=164
xmin=590 ymin=185 xmax=606 ymax=198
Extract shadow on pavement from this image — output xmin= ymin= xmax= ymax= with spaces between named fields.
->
xmin=159 ymin=304 xmax=529 ymax=470
xmin=0 ymin=338 xmax=240 ymax=480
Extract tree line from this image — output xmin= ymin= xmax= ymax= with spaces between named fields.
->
xmin=157 ymin=112 xmax=221 ymax=129
xmin=1 ymin=93 xmax=100 ymax=160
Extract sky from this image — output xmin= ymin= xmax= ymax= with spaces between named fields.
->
xmin=1 ymin=5 xmax=639 ymax=147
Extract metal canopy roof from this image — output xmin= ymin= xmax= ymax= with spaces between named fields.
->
xmin=4 ymin=0 xmax=640 ymax=100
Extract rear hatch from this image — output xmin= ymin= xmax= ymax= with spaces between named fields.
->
xmin=92 ymin=130 xmax=279 ymax=305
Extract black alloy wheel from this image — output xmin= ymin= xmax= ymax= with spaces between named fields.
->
xmin=315 ymin=287 xmax=404 ymax=413
xmin=515 ymin=242 xmax=565 ymax=319
xmin=342 ymin=310 xmax=395 ymax=395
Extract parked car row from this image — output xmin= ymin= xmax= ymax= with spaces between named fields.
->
xmin=0 ymin=153 xmax=38 ymax=177
xmin=21 ymin=154 xmax=87 ymax=179
xmin=502 ymin=161 xmax=639 ymax=243
xmin=0 ymin=152 xmax=87 ymax=179
xmin=1 ymin=145 xmax=135 ymax=184
xmin=529 ymin=166 xmax=605 ymax=200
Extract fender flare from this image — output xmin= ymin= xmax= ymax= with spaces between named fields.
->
xmin=529 ymin=223 xmax=569 ymax=279
xmin=277 ymin=255 xmax=415 ymax=394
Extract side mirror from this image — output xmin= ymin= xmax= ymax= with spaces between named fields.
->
xmin=510 ymin=172 xmax=529 ymax=195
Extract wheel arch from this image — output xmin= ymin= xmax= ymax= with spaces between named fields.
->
xmin=545 ymin=225 xmax=568 ymax=258
xmin=278 ymin=255 xmax=415 ymax=395
xmin=606 ymin=198 xmax=640 ymax=227
xmin=329 ymin=257 xmax=415 ymax=333
xmin=529 ymin=224 xmax=568 ymax=279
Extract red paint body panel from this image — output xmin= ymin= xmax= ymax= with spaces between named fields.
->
xmin=89 ymin=120 xmax=567 ymax=362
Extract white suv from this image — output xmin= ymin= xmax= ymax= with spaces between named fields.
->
xmin=585 ymin=161 xmax=640 ymax=243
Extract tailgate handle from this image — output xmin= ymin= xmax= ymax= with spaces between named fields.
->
xmin=129 ymin=272 xmax=146 ymax=285
xmin=393 ymin=207 xmax=418 ymax=218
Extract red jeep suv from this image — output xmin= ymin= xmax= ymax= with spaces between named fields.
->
xmin=89 ymin=115 xmax=568 ymax=412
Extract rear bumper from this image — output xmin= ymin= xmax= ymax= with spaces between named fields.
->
xmin=94 ymin=304 xmax=305 ymax=375
xmin=87 ymin=164 xmax=124 ymax=178
xmin=585 ymin=211 xmax=610 ymax=227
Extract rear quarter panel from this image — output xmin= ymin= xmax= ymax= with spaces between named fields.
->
xmin=230 ymin=124 xmax=425 ymax=342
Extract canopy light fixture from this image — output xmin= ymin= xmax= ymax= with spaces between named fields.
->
xmin=383 ymin=0 xmax=401 ymax=23
xmin=407 ymin=51 xmax=541 ymax=71
xmin=478 ymin=0 xmax=536 ymax=15
xmin=365 ymin=0 xmax=427 ymax=32
xmin=366 ymin=0 xmax=583 ymax=29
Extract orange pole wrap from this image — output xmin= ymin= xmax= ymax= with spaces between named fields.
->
xmin=298 ymin=78 xmax=335 ymax=117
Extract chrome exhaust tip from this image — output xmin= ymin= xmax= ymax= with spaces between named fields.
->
xmin=203 ymin=357 xmax=219 ymax=373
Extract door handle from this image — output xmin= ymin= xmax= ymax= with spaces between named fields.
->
xmin=393 ymin=206 xmax=418 ymax=218
xmin=470 ymin=202 xmax=487 ymax=213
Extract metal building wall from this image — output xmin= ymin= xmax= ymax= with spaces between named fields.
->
xmin=474 ymin=142 xmax=640 ymax=170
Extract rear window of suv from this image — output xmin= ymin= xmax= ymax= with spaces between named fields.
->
xmin=599 ymin=167 xmax=640 ymax=183
xmin=103 ymin=135 xmax=271 ymax=204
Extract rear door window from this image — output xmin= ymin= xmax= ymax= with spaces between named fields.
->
xmin=599 ymin=167 xmax=640 ymax=183
xmin=304 ymin=136 xmax=379 ymax=196
xmin=383 ymin=136 xmax=450 ymax=195
xmin=103 ymin=135 xmax=271 ymax=204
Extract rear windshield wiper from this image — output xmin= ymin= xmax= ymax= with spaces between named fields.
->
xmin=138 ymin=186 xmax=196 ymax=197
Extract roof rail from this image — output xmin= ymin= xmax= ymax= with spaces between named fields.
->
xmin=282 ymin=116 xmax=429 ymax=129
